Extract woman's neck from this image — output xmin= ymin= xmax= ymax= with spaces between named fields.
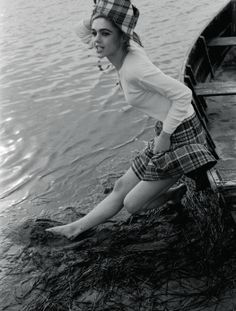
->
xmin=107 ymin=48 xmax=127 ymax=71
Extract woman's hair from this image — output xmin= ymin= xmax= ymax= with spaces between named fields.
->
xmin=132 ymin=32 xmax=143 ymax=47
xmin=91 ymin=14 xmax=143 ymax=51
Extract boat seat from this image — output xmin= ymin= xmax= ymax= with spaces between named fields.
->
xmin=207 ymin=159 xmax=236 ymax=210
xmin=194 ymin=82 xmax=236 ymax=96
xmin=207 ymin=36 xmax=236 ymax=47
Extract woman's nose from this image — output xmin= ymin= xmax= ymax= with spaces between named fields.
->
xmin=94 ymin=33 xmax=101 ymax=43
xmin=94 ymin=33 xmax=99 ymax=42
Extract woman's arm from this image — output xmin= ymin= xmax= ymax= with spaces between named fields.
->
xmin=137 ymin=64 xmax=193 ymax=135
xmin=153 ymin=131 xmax=171 ymax=153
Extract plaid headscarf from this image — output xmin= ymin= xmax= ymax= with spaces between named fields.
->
xmin=92 ymin=0 xmax=139 ymax=38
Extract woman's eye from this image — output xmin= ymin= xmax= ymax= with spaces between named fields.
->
xmin=91 ymin=30 xmax=110 ymax=37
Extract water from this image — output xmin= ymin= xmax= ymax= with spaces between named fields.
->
xmin=0 ymin=0 xmax=228 ymax=222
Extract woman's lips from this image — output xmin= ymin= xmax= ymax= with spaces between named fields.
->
xmin=95 ymin=46 xmax=104 ymax=53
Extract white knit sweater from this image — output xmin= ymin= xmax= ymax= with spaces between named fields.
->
xmin=76 ymin=20 xmax=194 ymax=134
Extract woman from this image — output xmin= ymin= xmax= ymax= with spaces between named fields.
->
xmin=47 ymin=0 xmax=217 ymax=239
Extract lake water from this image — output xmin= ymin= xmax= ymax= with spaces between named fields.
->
xmin=0 ymin=0 xmax=229 ymax=225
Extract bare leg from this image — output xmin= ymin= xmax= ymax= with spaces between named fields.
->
xmin=46 ymin=168 xmax=186 ymax=239
xmin=123 ymin=176 xmax=184 ymax=214
xmin=140 ymin=183 xmax=187 ymax=212
xmin=46 ymin=168 xmax=140 ymax=239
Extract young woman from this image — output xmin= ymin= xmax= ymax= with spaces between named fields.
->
xmin=47 ymin=0 xmax=217 ymax=239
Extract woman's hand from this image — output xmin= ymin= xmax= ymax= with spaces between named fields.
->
xmin=153 ymin=131 xmax=171 ymax=154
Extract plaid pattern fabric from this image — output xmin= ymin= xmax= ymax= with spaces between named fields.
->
xmin=131 ymin=113 xmax=217 ymax=181
xmin=92 ymin=0 xmax=139 ymax=37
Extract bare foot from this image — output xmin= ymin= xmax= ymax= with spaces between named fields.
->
xmin=46 ymin=223 xmax=82 ymax=240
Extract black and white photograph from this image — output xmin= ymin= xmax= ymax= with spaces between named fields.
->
xmin=0 ymin=0 xmax=236 ymax=310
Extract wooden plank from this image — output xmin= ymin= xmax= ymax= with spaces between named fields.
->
xmin=208 ymin=36 xmax=236 ymax=46
xmin=215 ymin=159 xmax=236 ymax=184
xmin=186 ymin=66 xmax=208 ymax=109
xmin=186 ymin=65 xmax=197 ymax=85
xmin=233 ymin=0 xmax=236 ymax=34
xmin=207 ymin=159 xmax=236 ymax=208
xmin=215 ymin=159 xmax=236 ymax=211
xmin=194 ymin=82 xmax=236 ymax=96
xmin=184 ymin=76 xmax=209 ymax=123
xmin=198 ymin=36 xmax=214 ymax=78
xmin=207 ymin=168 xmax=222 ymax=191
xmin=184 ymin=76 xmax=218 ymax=158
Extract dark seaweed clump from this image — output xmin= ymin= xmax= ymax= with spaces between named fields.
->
xmin=3 ymin=180 xmax=236 ymax=311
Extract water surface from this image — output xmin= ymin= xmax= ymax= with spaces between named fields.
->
xmin=0 ymin=0 xmax=228 ymax=220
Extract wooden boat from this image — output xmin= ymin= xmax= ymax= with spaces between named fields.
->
xmin=180 ymin=0 xmax=236 ymax=208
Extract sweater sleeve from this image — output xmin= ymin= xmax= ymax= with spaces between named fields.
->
xmin=137 ymin=64 xmax=193 ymax=134
xmin=75 ymin=20 xmax=93 ymax=48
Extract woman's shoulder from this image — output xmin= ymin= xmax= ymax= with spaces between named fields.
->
xmin=123 ymin=44 xmax=146 ymax=73
xmin=122 ymin=43 xmax=159 ymax=80
xmin=127 ymin=42 xmax=147 ymax=63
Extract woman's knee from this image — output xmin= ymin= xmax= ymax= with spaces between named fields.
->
xmin=113 ymin=177 xmax=127 ymax=195
xmin=113 ymin=178 xmax=138 ymax=213
xmin=123 ymin=193 xmax=140 ymax=214
xmin=112 ymin=170 xmax=140 ymax=204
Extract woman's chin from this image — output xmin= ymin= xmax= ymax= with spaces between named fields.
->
xmin=97 ymin=53 xmax=105 ymax=59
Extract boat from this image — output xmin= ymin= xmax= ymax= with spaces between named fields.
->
xmin=180 ymin=0 xmax=236 ymax=209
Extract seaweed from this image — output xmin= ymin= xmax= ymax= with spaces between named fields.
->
xmin=3 ymin=180 xmax=236 ymax=311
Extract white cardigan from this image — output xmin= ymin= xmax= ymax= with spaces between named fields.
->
xmin=76 ymin=21 xmax=194 ymax=134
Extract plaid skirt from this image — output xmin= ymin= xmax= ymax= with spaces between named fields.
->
xmin=131 ymin=113 xmax=217 ymax=181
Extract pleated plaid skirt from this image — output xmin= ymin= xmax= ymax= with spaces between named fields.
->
xmin=131 ymin=113 xmax=217 ymax=181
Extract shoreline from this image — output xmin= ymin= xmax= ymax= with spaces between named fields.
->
xmin=1 ymin=177 xmax=236 ymax=310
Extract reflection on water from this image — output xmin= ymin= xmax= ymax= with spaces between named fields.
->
xmin=0 ymin=0 xmax=228 ymax=213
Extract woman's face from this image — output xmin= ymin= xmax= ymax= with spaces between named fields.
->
xmin=91 ymin=17 xmax=123 ymax=59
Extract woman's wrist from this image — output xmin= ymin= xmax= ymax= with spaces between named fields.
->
xmin=159 ymin=131 xmax=171 ymax=138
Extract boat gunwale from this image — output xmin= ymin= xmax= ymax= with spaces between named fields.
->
xmin=179 ymin=0 xmax=232 ymax=82
xmin=179 ymin=0 xmax=236 ymax=192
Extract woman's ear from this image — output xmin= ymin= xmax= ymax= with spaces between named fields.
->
xmin=121 ymin=36 xmax=130 ymax=52
xmin=121 ymin=33 xmax=129 ymax=45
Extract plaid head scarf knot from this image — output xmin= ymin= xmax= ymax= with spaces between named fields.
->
xmin=92 ymin=0 xmax=139 ymax=38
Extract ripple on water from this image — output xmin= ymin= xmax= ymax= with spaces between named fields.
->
xmin=0 ymin=0 xmax=229 ymax=211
